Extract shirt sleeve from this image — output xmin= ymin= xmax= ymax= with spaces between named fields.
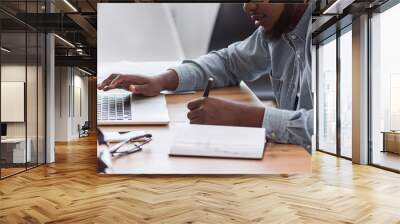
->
xmin=263 ymin=107 xmax=314 ymax=154
xmin=172 ymin=27 xmax=271 ymax=92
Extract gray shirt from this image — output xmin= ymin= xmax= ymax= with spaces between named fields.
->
xmin=173 ymin=8 xmax=313 ymax=153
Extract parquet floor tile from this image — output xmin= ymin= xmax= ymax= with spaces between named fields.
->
xmin=1 ymin=135 xmax=400 ymax=224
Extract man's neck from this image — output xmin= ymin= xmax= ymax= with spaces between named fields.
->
xmin=266 ymin=4 xmax=308 ymax=39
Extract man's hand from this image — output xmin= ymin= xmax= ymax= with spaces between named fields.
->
xmin=187 ymin=97 xmax=265 ymax=127
xmin=98 ymin=70 xmax=179 ymax=96
xmin=97 ymin=74 xmax=163 ymax=96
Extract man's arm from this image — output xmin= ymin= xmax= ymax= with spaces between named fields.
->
xmin=264 ymin=108 xmax=313 ymax=153
xmin=98 ymin=28 xmax=270 ymax=94
xmin=186 ymin=97 xmax=265 ymax=127
xmin=186 ymin=96 xmax=313 ymax=153
xmin=173 ymin=27 xmax=271 ymax=92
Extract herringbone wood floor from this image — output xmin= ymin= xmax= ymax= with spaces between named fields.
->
xmin=1 ymin=135 xmax=400 ymax=224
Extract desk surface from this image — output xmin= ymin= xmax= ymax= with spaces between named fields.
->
xmin=98 ymin=83 xmax=311 ymax=174
xmin=1 ymin=138 xmax=26 ymax=143
xmin=381 ymin=131 xmax=400 ymax=134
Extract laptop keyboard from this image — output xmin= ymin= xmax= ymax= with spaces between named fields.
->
xmin=97 ymin=93 xmax=132 ymax=121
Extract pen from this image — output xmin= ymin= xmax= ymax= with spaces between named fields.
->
xmin=203 ymin=77 xmax=214 ymax=97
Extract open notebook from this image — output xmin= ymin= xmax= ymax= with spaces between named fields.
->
xmin=169 ymin=124 xmax=266 ymax=159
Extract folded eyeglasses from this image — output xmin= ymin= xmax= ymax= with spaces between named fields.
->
xmin=97 ymin=129 xmax=152 ymax=173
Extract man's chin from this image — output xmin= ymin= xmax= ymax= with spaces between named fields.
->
xmin=259 ymin=24 xmax=273 ymax=33
xmin=255 ymin=21 xmax=272 ymax=31
xmin=260 ymin=25 xmax=282 ymax=39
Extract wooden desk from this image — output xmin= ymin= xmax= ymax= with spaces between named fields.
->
xmin=381 ymin=131 xmax=400 ymax=154
xmin=1 ymin=138 xmax=32 ymax=165
xmin=98 ymin=83 xmax=311 ymax=174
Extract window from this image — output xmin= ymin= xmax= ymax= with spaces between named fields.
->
xmin=340 ymin=28 xmax=352 ymax=158
xmin=370 ymin=2 xmax=400 ymax=171
xmin=318 ymin=37 xmax=337 ymax=154
xmin=0 ymin=1 xmax=47 ymax=179
xmin=317 ymin=26 xmax=353 ymax=159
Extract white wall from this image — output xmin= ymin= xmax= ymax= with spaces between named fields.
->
xmin=167 ymin=3 xmax=220 ymax=58
xmin=1 ymin=64 xmax=46 ymax=163
xmin=97 ymin=3 xmax=220 ymax=78
xmin=54 ymin=67 xmax=69 ymax=141
xmin=71 ymin=74 xmax=89 ymax=138
xmin=1 ymin=65 xmax=26 ymax=140
xmin=1 ymin=65 xmax=39 ymax=138
xmin=98 ymin=3 xmax=184 ymax=67
xmin=1 ymin=82 xmax=25 ymax=122
xmin=54 ymin=67 xmax=89 ymax=141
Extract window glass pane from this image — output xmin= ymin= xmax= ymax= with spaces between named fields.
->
xmin=27 ymin=31 xmax=38 ymax=169
xmin=0 ymin=0 xmax=46 ymax=179
xmin=1 ymin=31 xmax=28 ymax=177
xmin=318 ymin=37 xmax=337 ymax=154
xmin=371 ymin=3 xmax=400 ymax=171
xmin=38 ymin=32 xmax=46 ymax=165
xmin=340 ymin=29 xmax=352 ymax=158
xmin=26 ymin=0 xmax=41 ymax=169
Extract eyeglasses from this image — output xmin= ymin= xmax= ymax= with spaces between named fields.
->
xmin=97 ymin=129 xmax=152 ymax=173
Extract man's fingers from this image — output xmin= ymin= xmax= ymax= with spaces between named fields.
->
xmin=99 ymin=74 xmax=150 ymax=91
xmin=187 ymin=98 xmax=205 ymax=110
xmin=187 ymin=109 xmax=202 ymax=120
xmin=190 ymin=118 xmax=203 ymax=124
xmin=98 ymin=74 xmax=119 ymax=90
xmin=128 ymin=84 xmax=150 ymax=95
xmin=105 ymin=77 xmax=124 ymax=90
xmin=98 ymin=74 xmax=117 ymax=89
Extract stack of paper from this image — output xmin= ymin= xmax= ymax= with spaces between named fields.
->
xmin=169 ymin=124 xmax=266 ymax=159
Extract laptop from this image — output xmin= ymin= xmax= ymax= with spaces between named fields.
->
xmin=97 ymin=89 xmax=169 ymax=125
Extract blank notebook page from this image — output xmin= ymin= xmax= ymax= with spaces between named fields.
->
xmin=169 ymin=124 xmax=266 ymax=159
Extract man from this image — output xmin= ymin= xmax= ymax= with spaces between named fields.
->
xmin=98 ymin=3 xmax=313 ymax=153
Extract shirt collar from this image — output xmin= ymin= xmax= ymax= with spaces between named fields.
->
xmin=287 ymin=4 xmax=312 ymax=42
xmin=261 ymin=4 xmax=312 ymax=43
